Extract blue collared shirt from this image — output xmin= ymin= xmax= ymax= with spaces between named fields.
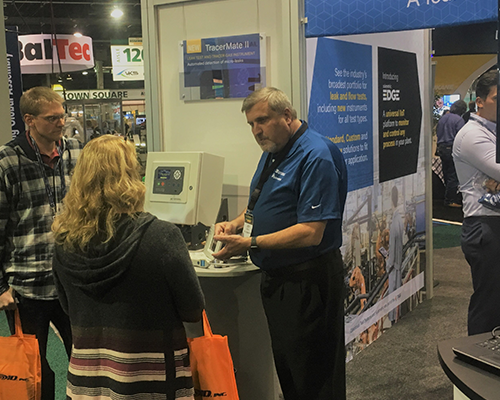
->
xmin=248 ymin=124 xmax=347 ymax=270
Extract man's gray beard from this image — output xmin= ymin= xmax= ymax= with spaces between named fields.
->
xmin=258 ymin=140 xmax=282 ymax=153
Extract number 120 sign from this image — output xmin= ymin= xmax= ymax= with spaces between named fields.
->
xmin=110 ymin=45 xmax=144 ymax=81
xmin=111 ymin=45 xmax=143 ymax=65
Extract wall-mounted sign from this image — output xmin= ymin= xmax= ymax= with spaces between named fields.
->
xmin=57 ymin=89 xmax=145 ymax=101
xmin=180 ymin=33 xmax=266 ymax=101
xmin=111 ymin=45 xmax=144 ymax=81
xmin=18 ymin=34 xmax=94 ymax=74
xmin=128 ymin=37 xmax=142 ymax=46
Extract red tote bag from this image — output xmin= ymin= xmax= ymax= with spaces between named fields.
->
xmin=0 ymin=309 xmax=42 ymax=400
xmin=188 ymin=310 xmax=239 ymax=400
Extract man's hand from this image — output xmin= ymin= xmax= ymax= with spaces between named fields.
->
xmin=214 ymin=221 xmax=237 ymax=236
xmin=212 ymin=234 xmax=251 ymax=260
xmin=484 ymin=178 xmax=500 ymax=194
xmin=0 ymin=288 xmax=16 ymax=311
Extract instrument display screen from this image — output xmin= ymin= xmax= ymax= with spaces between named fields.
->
xmin=157 ymin=169 xmax=171 ymax=180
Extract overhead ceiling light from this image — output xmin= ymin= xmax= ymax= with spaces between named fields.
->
xmin=111 ymin=8 xmax=123 ymax=18
xmin=74 ymin=32 xmax=82 ymax=38
xmin=82 ymin=71 xmax=88 ymax=75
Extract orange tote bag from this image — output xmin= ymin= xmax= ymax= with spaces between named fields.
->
xmin=0 ymin=309 xmax=42 ymax=400
xmin=188 ymin=310 xmax=239 ymax=400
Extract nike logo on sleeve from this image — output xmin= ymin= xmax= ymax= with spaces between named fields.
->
xmin=311 ymin=204 xmax=321 ymax=209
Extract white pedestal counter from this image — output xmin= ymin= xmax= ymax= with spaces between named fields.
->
xmin=185 ymin=262 xmax=282 ymax=400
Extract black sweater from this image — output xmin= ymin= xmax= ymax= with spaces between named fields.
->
xmin=53 ymin=212 xmax=205 ymax=399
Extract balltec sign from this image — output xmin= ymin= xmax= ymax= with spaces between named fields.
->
xmin=18 ymin=34 xmax=94 ymax=74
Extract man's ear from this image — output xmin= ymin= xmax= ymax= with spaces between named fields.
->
xmin=283 ymin=108 xmax=293 ymax=124
xmin=476 ymin=97 xmax=484 ymax=110
xmin=24 ymin=114 xmax=34 ymax=127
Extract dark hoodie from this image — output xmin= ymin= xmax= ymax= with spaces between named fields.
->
xmin=52 ymin=212 xmax=204 ymax=399
xmin=55 ymin=213 xmax=156 ymax=298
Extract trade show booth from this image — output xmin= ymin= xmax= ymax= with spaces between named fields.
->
xmin=139 ymin=0 xmax=497 ymax=398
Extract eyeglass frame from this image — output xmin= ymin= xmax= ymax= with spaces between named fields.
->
xmin=30 ymin=113 xmax=67 ymax=124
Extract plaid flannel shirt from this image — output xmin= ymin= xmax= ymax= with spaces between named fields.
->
xmin=0 ymin=132 xmax=81 ymax=300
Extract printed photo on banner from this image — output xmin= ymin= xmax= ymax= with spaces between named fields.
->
xmin=342 ymin=177 xmax=425 ymax=360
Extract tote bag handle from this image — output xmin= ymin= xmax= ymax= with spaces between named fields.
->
xmin=201 ymin=310 xmax=213 ymax=337
xmin=14 ymin=309 xmax=25 ymax=339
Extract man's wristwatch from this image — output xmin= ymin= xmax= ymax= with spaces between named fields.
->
xmin=250 ymin=236 xmax=259 ymax=250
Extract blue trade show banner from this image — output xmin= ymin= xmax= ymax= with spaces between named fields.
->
xmin=305 ymin=0 xmax=497 ymax=37
xmin=5 ymin=26 xmax=23 ymax=138
xmin=308 ymin=38 xmax=373 ymax=192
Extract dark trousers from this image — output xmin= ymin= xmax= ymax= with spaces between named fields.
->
xmin=260 ymin=250 xmax=346 ymax=400
xmin=6 ymin=297 xmax=72 ymax=400
xmin=461 ymin=216 xmax=500 ymax=335
xmin=437 ymin=144 xmax=461 ymax=205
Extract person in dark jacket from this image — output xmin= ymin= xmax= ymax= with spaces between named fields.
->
xmin=52 ymin=135 xmax=205 ymax=399
xmin=436 ymin=99 xmax=467 ymax=207
xmin=462 ymin=100 xmax=476 ymax=123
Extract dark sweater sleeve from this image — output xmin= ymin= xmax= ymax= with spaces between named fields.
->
xmin=52 ymin=255 xmax=69 ymax=315
xmin=152 ymin=220 xmax=205 ymax=322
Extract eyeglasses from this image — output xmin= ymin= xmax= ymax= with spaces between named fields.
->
xmin=37 ymin=114 xmax=67 ymax=124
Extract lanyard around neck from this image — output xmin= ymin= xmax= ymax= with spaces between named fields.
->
xmin=247 ymin=121 xmax=308 ymax=212
xmin=29 ymin=134 xmax=66 ymax=217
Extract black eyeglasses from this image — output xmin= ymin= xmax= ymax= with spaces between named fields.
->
xmin=37 ymin=114 xmax=67 ymax=124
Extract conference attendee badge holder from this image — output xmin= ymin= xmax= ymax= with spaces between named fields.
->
xmin=242 ymin=211 xmax=254 ymax=238
xmin=30 ymin=134 xmax=66 ymax=218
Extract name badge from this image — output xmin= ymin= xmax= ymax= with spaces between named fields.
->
xmin=242 ymin=211 xmax=254 ymax=238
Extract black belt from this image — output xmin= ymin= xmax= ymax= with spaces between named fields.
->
xmin=263 ymin=249 xmax=340 ymax=278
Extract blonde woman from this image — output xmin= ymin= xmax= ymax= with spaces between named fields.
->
xmin=52 ymin=135 xmax=204 ymax=399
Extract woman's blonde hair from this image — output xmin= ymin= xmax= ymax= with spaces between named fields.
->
xmin=52 ymin=135 xmax=145 ymax=251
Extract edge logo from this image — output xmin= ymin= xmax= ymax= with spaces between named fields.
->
xmin=382 ymin=89 xmax=400 ymax=102
xmin=194 ymin=389 xmax=228 ymax=397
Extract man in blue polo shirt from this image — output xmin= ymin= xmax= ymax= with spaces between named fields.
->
xmin=214 ymin=87 xmax=347 ymax=400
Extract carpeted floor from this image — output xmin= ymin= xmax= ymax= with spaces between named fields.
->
xmin=433 ymin=221 xmax=461 ymax=249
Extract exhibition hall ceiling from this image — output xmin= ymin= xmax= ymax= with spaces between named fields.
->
xmin=3 ymin=1 xmax=143 ymax=89
xmin=3 ymin=0 xmax=142 ymax=42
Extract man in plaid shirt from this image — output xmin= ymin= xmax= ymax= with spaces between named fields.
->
xmin=0 ymin=87 xmax=81 ymax=400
